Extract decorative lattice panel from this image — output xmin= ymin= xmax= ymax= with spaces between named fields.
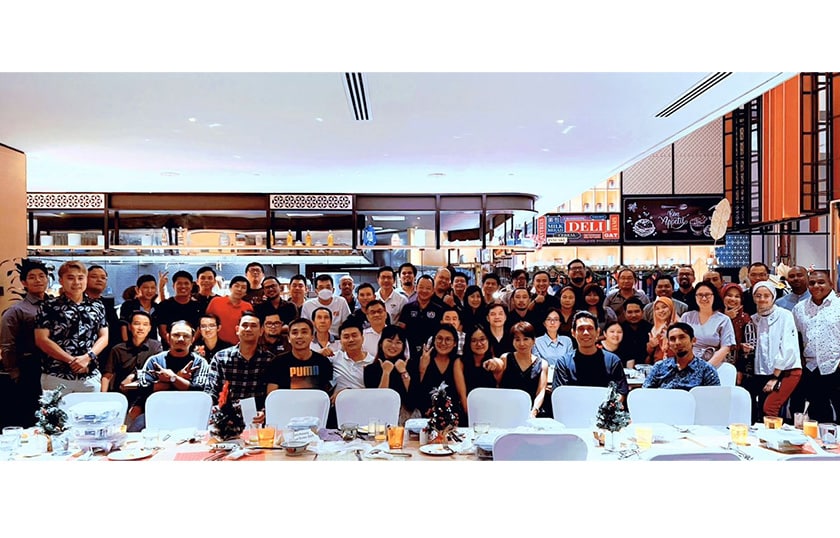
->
xmin=27 ymin=193 xmax=105 ymax=209
xmin=622 ymin=146 xmax=673 ymax=195
xmin=674 ymin=117 xmax=724 ymax=194
xmin=269 ymin=194 xmax=352 ymax=210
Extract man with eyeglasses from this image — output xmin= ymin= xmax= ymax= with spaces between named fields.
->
xmin=243 ymin=262 xmax=266 ymax=305
xmin=193 ymin=313 xmax=233 ymax=362
xmin=554 ymin=311 xmax=629 ymax=398
xmin=255 ymin=276 xmax=297 ymax=331
xmin=566 ymin=259 xmax=591 ymax=310
xmin=260 ymin=313 xmax=289 ymax=357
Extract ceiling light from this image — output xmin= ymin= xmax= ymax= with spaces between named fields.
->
xmin=556 ymin=119 xmax=565 ymax=124
xmin=315 ymin=117 xmax=324 ymax=122
xmin=208 ymin=123 xmax=222 ymax=128
xmin=371 ymin=216 xmax=405 ymax=222
xmin=287 ymin=213 xmax=323 ymax=217
xmin=188 ymin=117 xmax=197 ymax=122
xmin=562 ymin=126 xmax=575 ymax=135
xmin=541 ymin=148 xmax=550 ymax=152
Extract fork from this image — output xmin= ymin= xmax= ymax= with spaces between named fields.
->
xmin=724 ymin=442 xmax=753 ymax=460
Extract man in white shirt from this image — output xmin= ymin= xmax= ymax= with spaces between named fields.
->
xmin=376 ymin=265 xmax=407 ymax=322
xmin=362 ymin=299 xmax=389 ymax=357
xmin=331 ymin=320 xmax=375 ymax=403
xmin=300 ymin=274 xmax=351 ymax=337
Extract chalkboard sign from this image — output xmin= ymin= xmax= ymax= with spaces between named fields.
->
xmin=622 ymin=195 xmax=721 ymax=244
xmin=537 ymin=214 xmax=620 ymax=245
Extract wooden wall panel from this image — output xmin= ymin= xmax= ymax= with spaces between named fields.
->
xmin=0 ymin=144 xmax=28 ymax=315
xmin=762 ymin=77 xmax=802 ymax=221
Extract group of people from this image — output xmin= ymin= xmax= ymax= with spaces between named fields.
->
xmin=1 ymin=257 xmax=838 ymax=431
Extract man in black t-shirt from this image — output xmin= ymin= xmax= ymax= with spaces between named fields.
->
xmin=553 ymin=311 xmax=628 ymax=397
xmin=617 ymin=298 xmax=653 ymax=366
xmin=265 ymin=318 xmax=333 ymax=392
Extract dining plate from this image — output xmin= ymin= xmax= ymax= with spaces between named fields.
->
xmin=357 ymin=426 xmax=369 ymax=435
xmin=107 ymin=448 xmax=156 ymax=461
xmin=419 ymin=444 xmax=456 ymax=456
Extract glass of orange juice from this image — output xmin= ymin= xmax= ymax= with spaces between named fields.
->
xmin=803 ymin=420 xmax=820 ymax=439
xmin=763 ymin=416 xmax=783 ymax=429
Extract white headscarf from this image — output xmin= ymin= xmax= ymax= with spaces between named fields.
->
xmin=752 ymin=281 xmax=777 ymax=316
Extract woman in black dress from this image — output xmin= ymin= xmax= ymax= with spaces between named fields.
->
xmin=487 ymin=321 xmax=548 ymax=418
xmin=409 ymin=324 xmax=468 ymax=426
xmin=460 ymin=285 xmax=488 ymax=333
xmin=455 ymin=324 xmax=499 ymax=397
xmin=363 ymin=325 xmax=418 ymax=424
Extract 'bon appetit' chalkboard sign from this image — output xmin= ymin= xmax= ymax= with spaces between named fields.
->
xmin=622 ymin=195 xmax=720 ymax=244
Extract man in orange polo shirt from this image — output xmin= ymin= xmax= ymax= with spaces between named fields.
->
xmin=206 ymin=276 xmax=253 ymax=344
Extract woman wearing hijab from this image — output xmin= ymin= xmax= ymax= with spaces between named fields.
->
xmin=646 ymin=296 xmax=678 ymax=363
xmin=742 ymin=281 xmax=801 ymax=423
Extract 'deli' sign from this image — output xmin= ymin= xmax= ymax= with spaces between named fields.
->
xmin=537 ymin=214 xmax=620 ymax=245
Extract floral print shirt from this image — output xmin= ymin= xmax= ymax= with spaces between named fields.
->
xmin=36 ymin=294 xmax=107 ymax=379
xmin=793 ymin=293 xmax=840 ymax=375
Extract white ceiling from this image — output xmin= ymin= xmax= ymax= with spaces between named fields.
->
xmin=0 ymin=72 xmax=795 ymax=216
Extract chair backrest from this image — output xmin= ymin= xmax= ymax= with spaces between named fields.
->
xmin=645 ymin=449 xmax=741 ymax=461
xmin=782 ymin=455 xmax=840 ymax=461
xmin=493 ymin=432 xmax=589 ymax=461
xmin=144 ymin=391 xmax=213 ymax=430
xmin=716 ymin=362 xmax=737 ymax=387
xmin=467 ymin=387 xmax=532 ymax=428
xmin=626 ymin=388 xmax=696 ymax=424
xmin=61 ymin=392 xmax=129 ymax=425
xmin=335 ymin=388 xmax=400 ymax=427
xmin=690 ymin=385 xmax=752 ymax=426
xmin=264 ymin=389 xmax=330 ymax=429
xmin=551 ymin=385 xmax=610 ymax=428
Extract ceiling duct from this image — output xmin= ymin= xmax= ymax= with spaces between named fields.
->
xmin=343 ymin=72 xmax=370 ymax=121
xmin=655 ymin=72 xmax=732 ymax=118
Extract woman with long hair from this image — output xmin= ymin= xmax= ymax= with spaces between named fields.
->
xmin=743 ymin=281 xmax=801 ymax=423
xmin=460 ymin=284 xmax=488 ymax=333
xmin=409 ymin=324 xmax=468 ymax=425
xmin=720 ymin=282 xmax=754 ymax=386
xmin=646 ymin=296 xmax=678 ymax=364
xmin=363 ymin=325 xmax=418 ymax=424
xmin=557 ymin=286 xmax=578 ymax=338
xmin=679 ymin=281 xmax=736 ymax=367
xmin=455 ymin=324 xmax=499 ymax=395
xmin=582 ymin=283 xmax=617 ymax=328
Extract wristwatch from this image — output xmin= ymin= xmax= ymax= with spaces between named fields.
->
xmin=169 ymin=374 xmax=178 ymax=383
xmin=400 ymin=371 xmax=410 ymax=379
xmin=87 ymin=350 xmax=97 ymax=361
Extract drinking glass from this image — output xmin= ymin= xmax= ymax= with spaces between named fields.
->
xmin=729 ymin=423 xmax=749 ymax=446
xmin=803 ymin=420 xmax=819 ymax=439
xmin=763 ymin=416 xmax=783 ymax=430
xmin=794 ymin=412 xmax=808 ymax=430
xmin=340 ymin=422 xmax=358 ymax=442
xmin=257 ymin=425 xmax=277 ymax=448
xmin=635 ymin=426 xmax=653 ymax=450
xmin=2 ymin=426 xmax=23 ymax=449
xmin=818 ymin=423 xmax=838 ymax=445
xmin=142 ymin=428 xmax=159 ymax=449
xmin=386 ymin=425 xmax=405 ymax=450
xmin=0 ymin=434 xmax=15 ymax=460
xmin=374 ymin=421 xmax=387 ymax=442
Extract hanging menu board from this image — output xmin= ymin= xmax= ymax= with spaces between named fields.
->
xmin=537 ymin=213 xmax=620 ymax=245
xmin=622 ymin=195 xmax=720 ymax=244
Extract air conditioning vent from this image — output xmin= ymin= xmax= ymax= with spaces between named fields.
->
xmin=344 ymin=72 xmax=370 ymax=121
xmin=655 ymin=72 xmax=732 ymax=118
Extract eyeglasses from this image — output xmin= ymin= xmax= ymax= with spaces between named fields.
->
xmin=199 ymin=324 xmax=217 ymax=330
xmin=264 ymin=321 xmax=282 ymax=326
xmin=545 ymin=317 xmax=561 ymax=323
xmin=695 ymin=293 xmax=715 ymax=299
xmin=435 ymin=336 xmax=455 ymax=344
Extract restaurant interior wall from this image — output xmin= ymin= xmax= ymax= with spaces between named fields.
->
xmin=0 ymin=144 xmax=27 ymax=315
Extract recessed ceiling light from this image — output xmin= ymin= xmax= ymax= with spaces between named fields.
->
xmin=556 ymin=119 xmax=565 ymax=124
xmin=208 ymin=123 xmax=222 ymax=128
xmin=287 ymin=213 xmax=323 ymax=217
xmin=233 ymin=155 xmax=242 ymax=159
xmin=562 ymin=125 xmax=575 ymax=135
xmin=188 ymin=117 xmax=197 ymax=122
xmin=541 ymin=148 xmax=551 ymax=152
xmin=371 ymin=216 xmax=405 ymax=222
xmin=315 ymin=117 xmax=324 ymax=122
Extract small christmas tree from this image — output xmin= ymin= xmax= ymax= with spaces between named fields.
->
xmin=423 ymin=382 xmax=459 ymax=444
xmin=35 ymin=384 xmax=69 ymax=435
xmin=209 ymin=381 xmax=245 ymax=441
xmin=595 ymin=381 xmax=631 ymax=432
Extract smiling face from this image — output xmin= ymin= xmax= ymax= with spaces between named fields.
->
xmin=453 ymin=275 xmax=468 ymax=295
xmin=560 ymin=289 xmax=576 ymax=310
xmin=748 ymin=265 xmax=769 ymax=285
xmin=168 ymin=322 xmax=194 ymax=357
xmin=365 ymin=302 xmax=387 ymax=327
xmin=357 ymin=287 xmax=375 ymax=308
xmin=677 ymin=267 xmax=695 ymax=289
xmin=723 ymin=288 xmax=742 ymax=310
xmin=512 ymin=288 xmax=531 ymax=311
xmin=339 ymin=326 xmax=364 ymax=355
xmin=23 ymin=269 xmax=48 ymax=296
xmin=262 ymin=278 xmax=281 ymax=300
xmin=808 ymin=271 xmax=834 ymax=304
xmin=235 ymin=314 xmax=262 ymax=344
xmin=653 ymin=300 xmax=672 ymax=322
xmin=263 ymin=314 xmax=282 ymax=337
xmin=129 ymin=313 xmax=152 ymax=342
xmin=199 ymin=316 xmax=220 ymax=340
xmin=753 ymin=286 xmax=776 ymax=311
xmin=197 ymin=270 xmax=216 ymax=294
xmin=433 ymin=329 xmax=456 ymax=356
xmin=290 ymin=278 xmax=307 ymax=301
xmin=399 ymin=266 xmax=415 ymax=288
xmin=786 ymin=266 xmax=808 ymax=294
xmin=654 ymin=278 xmax=674 ymax=297
xmin=584 ymin=289 xmax=601 ymax=306
xmin=339 ymin=277 xmax=354 ymax=297
xmin=572 ymin=317 xmax=599 ymax=351
xmin=469 ymin=328 xmax=489 ymax=356
xmin=378 ymin=270 xmax=395 ymax=292
xmin=487 ymin=305 xmax=506 ymax=328
xmin=60 ymin=269 xmax=87 ymax=300
xmin=467 ymin=290 xmax=483 ymax=309
xmin=416 ymin=278 xmax=434 ymax=303
xmin=86 ymin=268 xmax=108 ymax=296
xmin=289 ymin=322 xmax=313 ymax=351
xmin=381 ymin=334 xmax=405 ymax=360
xmin=173 ymin=276 xmax=193 ymax=299
xmin=229 ymin=281 xmax=248 ymax=301
xmin=533 ymin=273 xmax=549 ymax=295
xmin=604 ymin=323 xmax=623 ymax=348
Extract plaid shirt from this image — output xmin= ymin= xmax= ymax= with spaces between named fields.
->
xmin=204 ymin=345 xmax=275 ymax=409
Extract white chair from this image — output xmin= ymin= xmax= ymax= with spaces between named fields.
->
xmin=467 ymin=388 xmax=532 ymax=428
xmin=61 ymin=392 xmax=129 ymax=425
xmin=626 ymin=388 xmax=696 ymax=425
xmin=493 ymin=432 xmax=589 ymax=461
xmin=264 ymin=389 xmax=330 ymax=429
xmin=144 ymin=391 xmax=213 ymax=430
xmin=782 ymin=455 xmax=840 ymax=461
xmin=551 ymin=385 xmax=610 ymax=428
xmin=716 ymin=362 xmax=737 ymax=387
xmin=644 ymin=449 xmax=741 ymax=461
xmin=690 ymin=385 xmax=752 ymax=426
xmin=335 ymin=388 xmax=400 ymax=427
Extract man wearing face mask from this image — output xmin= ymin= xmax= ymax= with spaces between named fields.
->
xmin=300 ymin=274 xmax=351 ymax=337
